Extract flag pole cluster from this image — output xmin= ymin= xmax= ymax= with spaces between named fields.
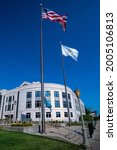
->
xmin=40 ymin=4 xmax=79 ymax=132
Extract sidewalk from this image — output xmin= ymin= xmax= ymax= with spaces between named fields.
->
xmin=88 ymin=121 xmax=100 ymax=150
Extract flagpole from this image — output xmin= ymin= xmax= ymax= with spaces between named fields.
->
xmin=40 ymin=4 xmax=45 ymax=133
xmin=60 ymin=43 xmax=71 ymax=127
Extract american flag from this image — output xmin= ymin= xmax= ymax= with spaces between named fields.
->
xmin=42 ymin=8 xmax=67 ymax=31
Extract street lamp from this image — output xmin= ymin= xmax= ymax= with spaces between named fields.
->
xmin=74 ymin=89 xmax=90 ymax=148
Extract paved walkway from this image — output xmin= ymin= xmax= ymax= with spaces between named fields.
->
xmin=88 ymin=121 xmax=100 ymax=150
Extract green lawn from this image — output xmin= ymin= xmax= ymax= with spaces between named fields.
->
xmin=0 ymin=130 xmax=84 ymax=150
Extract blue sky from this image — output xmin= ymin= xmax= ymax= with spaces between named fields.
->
xmin=0 ymin=0 xmax=100 ymax=114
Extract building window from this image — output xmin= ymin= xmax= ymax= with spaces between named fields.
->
xmin=6 ymin=97 xmax=8 ymax=102
xmin=55 ymin=100 xmax=60 ymax=108
xmin=26 ymin=92 xmax=32 ymax=109
xmin=68 ymin=94 xmax=71 ymax=99
xmin=35 ymin=112 xmax=41 ymax=118
xmin=13 ymin=96 xmax=15 ymax=101
xmin=26 ymin=92 xmax=32 ymax=100
xmin=56 ymin=112 xmax=61 ymax=118
xmin=54 ymin=91 xmax=60 ymax=108
xmin=62 ymin=93 xmax=72 ymax=108
xmin=26 ymin=101 xmax=32 ymax=108
xmin=35 ymin=91 xmax=41 ymax=97
xmin=12 ymin=104 xmax=14 ymax=110
xmin=69 ymin=102 xmax=72 ymax=109
xmin=62 ymin=92 xmax=67 ymax=108
xmin=46 ymin=112 xmax=51 ymax=118
xmin=71 ymin=112 xmax=73 ymax=117
xmin=35 ymin=91 xmax=41 ymax=108
xmin=26 ymin=113 xmax=31 ymax=119
xmin=54 ymin=91 xmax=59 ymax=97
xmin=35 ymin=101 xmax=41 ymax=108
xmin=8 ymin=96 xmax=12 ymax=102
xmin=63 ymin=101 xmax=67 ymax=108
xmin=64 ymin=112 xmax=68 ymax=117
xmin=7 ymin=104 xmax=11 ymax=111
xmin=5 ymin=105 xmax=7 ymax=111
xmin=45 ymin=91 xmax=51 ymax=97
xmin=62 ymin=92 xmax=66 ymax=98
xmin=68 ymin=94 xmax=72 ymax=109
xmin=35 ymin=91 xmax=41 ymax=101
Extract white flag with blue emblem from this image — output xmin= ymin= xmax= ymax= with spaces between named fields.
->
xmin=61 ymin=44 xmax=78 ymax=61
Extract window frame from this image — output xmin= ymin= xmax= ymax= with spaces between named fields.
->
xmin=64 ymin=112 xmax=68 ymax=117
xmin=26 ymin=92 xmax=32 ymax=99
xmin=55 ymin=100 xmax=60 ymax=108
xmin=35 ymin=100 xmax=41 ymax=108
xmin=35 ymin=112 xmax=41 ymax=118
xmin=46 ymin=112 xmax=51 ymax=118
xmin=54 ymin=91 xmax=59 ymax=97
xmin=26 ymin=113 xmax=31 ymax=119
xmin=26 ymin=101 xmax=32 ymax=109
xmin=56 ymin=112 xmax=61 ymax=118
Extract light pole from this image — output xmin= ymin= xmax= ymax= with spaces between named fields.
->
xmin=74 ymin=89 xmax=90 ymax=148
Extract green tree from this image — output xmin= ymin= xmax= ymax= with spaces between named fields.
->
xmin=83 ymin=107 xmax=92 ymax=122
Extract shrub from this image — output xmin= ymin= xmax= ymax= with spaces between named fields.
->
xmin=55 ymin=120 xmax=58 ymax=123
xmin=67 ymin=122 xmax=82 ymax=126
xmin=11 ymin=122 xmax=32 ymax=127
xmin=52 ymin=120 xmax=55 ymax=124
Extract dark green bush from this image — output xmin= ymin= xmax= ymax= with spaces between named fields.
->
xmin=67 ymin=122 xmax=82 ymax=126
xmin=11 ymin=122 xmax=32 ymax=127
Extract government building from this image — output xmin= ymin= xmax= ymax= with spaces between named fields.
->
xmin=0 ymin=82 xmax=85 ymax=122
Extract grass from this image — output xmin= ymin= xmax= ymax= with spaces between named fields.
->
xmin=0 ymin=130 xmax=84 ymax=150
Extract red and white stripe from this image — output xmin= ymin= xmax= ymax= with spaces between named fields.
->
xmin=42 ymin=8 xmax=67 ymax=31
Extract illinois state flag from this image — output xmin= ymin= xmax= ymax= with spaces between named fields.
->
xmin=61 ymin=44 xmax=78 ymax=61
xmin=44 ymin=98 xmax=52 ymax=109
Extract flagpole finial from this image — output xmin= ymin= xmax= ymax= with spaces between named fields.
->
xmin=40 ymin=3 xmax=42 ymax=7
xmin=60 ymin=42 xmax=62 ymax=45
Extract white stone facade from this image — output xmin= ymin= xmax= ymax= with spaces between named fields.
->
xmin=0 ymin=82 xmax=85 ymax=122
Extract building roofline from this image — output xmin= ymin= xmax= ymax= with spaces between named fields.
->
xmin=0 ymin=81 xmax=73 ymax=93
